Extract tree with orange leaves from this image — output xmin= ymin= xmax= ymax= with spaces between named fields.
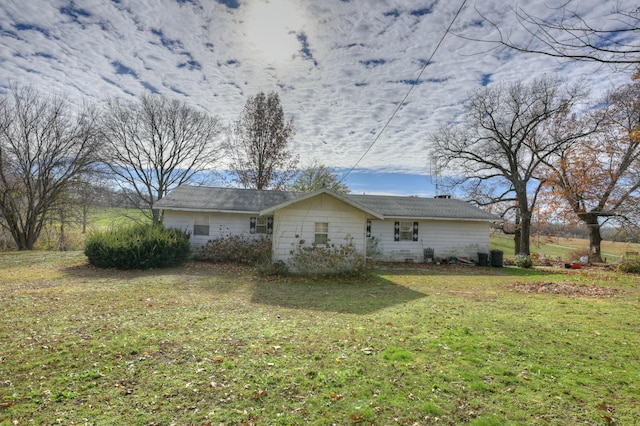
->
xmin=430 ymin=76 xmax=593 ymax=256
xmin=541 ymin=77 xmax=640 ymax=262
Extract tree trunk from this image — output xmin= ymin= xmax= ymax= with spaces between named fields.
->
xmin=519 ymin=215 xmax=531 ymax=255
xmin=580 ymin=213 xmax=603 ymax=263
xmin=82 ymin=206 xmax=88 ymax=234
xmin=517 ymin=196 xmax=531 ymax=255
xmin=513 ymin=212 xmax=521 ymax=255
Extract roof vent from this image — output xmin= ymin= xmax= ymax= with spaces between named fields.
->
xmin=435 ymin=194 xmax=451 ymax=199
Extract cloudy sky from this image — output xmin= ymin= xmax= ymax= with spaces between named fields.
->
xmin=0 ymin=0 xmax=634 ymax=195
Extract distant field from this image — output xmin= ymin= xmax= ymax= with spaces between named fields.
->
xmin=88 ymin=207 xmax=148 ymax=230
xmin=1 ymin=208 xmax=149 ymax=251
xmin=490 ymin=232 xmax=639 ymax=262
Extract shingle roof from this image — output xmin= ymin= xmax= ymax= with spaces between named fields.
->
xmin=347 ymin=194 xmax=499 ymax=221
xmin=155 ymin=186 xmax=500 ymax=221
xmin=155 ymin=185 xmax=302 ymax=213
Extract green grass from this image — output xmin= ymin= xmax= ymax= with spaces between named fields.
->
xmin=491 ymin=232 xmax=640 ymax=262
xmin=1 ymin=253 xmax=639 ymax=425
xmin=87 ymin=208 xmax=149 ymax=230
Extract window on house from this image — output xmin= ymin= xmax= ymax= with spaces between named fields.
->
xmin=256 ymin=217 xmax=268 ymax=234
xmin=315 ymin=222 xmax=328 ymax=245
xmin=394 ymin=221 xmax=418 ymax=241
xmin=193 ymin=214 xmax=210 ymax=236
xmin=250 ymin=216 xmax=273 ymax=234
xmin=399 ymin=221 xmax=413 ymax=240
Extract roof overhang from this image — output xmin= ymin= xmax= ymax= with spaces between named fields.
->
xmin=159 ymin=207 xmax=259 ymax=215
xmin=259 ymin=188 xmax=384 ymax=219
xmin=379 ymin=216 xmax=500 ymax=222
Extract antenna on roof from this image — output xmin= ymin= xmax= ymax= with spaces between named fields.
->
xmin=429 ymin=158 xmax=441 ymax=196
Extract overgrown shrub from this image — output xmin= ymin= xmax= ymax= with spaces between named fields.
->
xmin=256 ymin=259 xmax=290 ymax=276
xmin=568 ymin=247 xmax=590 ymax=263
xmin=85 ymin=224 xmax=190 ymax=269
xmin=618 ymin=258 xmax=640 ymax=274
xmin=195 ymin=235 xmax=272 ymax=264
xmin=515 ymin=254 xmax=533 ymax=269
xmin=288 ymin=237 xmax=367 ymax=277
xmin=366 ymin=236 xmax=382 ymax=263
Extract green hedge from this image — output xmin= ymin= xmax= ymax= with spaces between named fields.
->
xmin=85 ymin=224 xmax=190 ymax=270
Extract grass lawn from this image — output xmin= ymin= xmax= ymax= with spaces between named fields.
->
xmin=491 ymin=233 xmax=640 ymax=263
xmin=1 ymin=252 xmax=639 ymax=425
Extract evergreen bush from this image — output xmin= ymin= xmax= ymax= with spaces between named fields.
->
xmin=515 ymin=254 xmax=533 ymax=269
xmin=85 ymin=224 xmax=190 ymax=269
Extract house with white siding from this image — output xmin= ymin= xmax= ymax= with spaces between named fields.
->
xmin=155 ymin=185 xmax=500 ymax=264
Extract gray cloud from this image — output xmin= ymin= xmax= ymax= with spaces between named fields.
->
xmin=0 ymin=0 xmax=632 ymax=181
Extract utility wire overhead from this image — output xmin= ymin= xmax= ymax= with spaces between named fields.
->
xmin=340 ymin=0 xmax=469 ymax=183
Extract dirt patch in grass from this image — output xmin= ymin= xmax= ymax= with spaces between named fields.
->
xmin=509 ymin=281 xmax=622 ymax=298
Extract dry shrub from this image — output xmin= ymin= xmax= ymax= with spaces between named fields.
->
xmin=195 ymin=235 xmax=272 ymax=265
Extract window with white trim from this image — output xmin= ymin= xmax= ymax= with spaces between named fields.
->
xmin=256 ymin=217 xmax=268 ymax=234
xmin=394 ymin=221 xmax=418 ymax=241
xmin=399 ymin=221 xmax=413 ymax=240
xmin=250 ymin=216 xmax=273 ymax=234
xmin=194 ymin=213 xmax=210 ymax=236
xmin=315 ymin=222 xmax=328 ymax=245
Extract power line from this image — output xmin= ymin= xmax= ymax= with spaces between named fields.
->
xmin=340 ymin=0 xmax=469 ymax=182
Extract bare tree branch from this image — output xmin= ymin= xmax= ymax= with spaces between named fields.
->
xmin=471 ymin=1 xmax=640 ymax=68
xmin=100 ymin=94 xmax=222 ymax=225
xmin=225 ymin=91 xmax=298 ymax=190
xmin=0 ymin=85 xmax=100 ymax=249
xmin=430 ymin=76 xmax=594 ymax=255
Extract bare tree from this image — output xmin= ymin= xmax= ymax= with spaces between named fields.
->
xmin=100 ymin=94 xmax=222 ymax=225
xmin=476 ymin=2 xmax=640 ymax=67
xmin=541 ymin=78 xmax=640 ymax=262
xmin=67 ymin=173 xmax=113 ymax=234
xmin=0 ymin=85 xmax=99 ymax=250
xmin=430 ymin=76 xmax=594 ymax=256
xmin=226 ymin=91 xmax=298 ymax=190
xmin=288 ymin=161 xmax=350 ymax=194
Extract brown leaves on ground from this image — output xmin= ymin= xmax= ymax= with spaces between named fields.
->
xmin=509 ymin=281 xmax=621 ymax=298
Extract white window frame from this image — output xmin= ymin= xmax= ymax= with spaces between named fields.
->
xmin=193 ymin=213 xmax=210 ymax=236
xmin=314 ymin=222 xmax=328 ymax=245
xmin=399 ymin=221 xmax=413 ymax=241
xmin=256 ymin=217 xmax=268 ymax=234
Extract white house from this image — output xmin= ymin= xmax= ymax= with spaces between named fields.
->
xmin=155 ymin=186 xmax=501 ymax=264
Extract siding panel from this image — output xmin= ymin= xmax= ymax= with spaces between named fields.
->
xmin=163 ymin=210 xmax=269 ymax=249
xmin=369 ymin=219 xmax=490 ymax=262
xmin=272 ymin=194 xmax=368 ymax=262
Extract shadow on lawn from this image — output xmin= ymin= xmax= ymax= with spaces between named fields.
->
xmin=251 ymin=275 xmax=427 ymax=315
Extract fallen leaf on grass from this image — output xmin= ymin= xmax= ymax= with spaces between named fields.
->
xmin=361 ymin=347 xmax=373 ymax=355
xmin=509 ymin=281 xmax=621 ymax=298
xmin=597 ymin=403 xmax=615 ymax=413
xmin=329 ymin=392 xmax=343 ymax=400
